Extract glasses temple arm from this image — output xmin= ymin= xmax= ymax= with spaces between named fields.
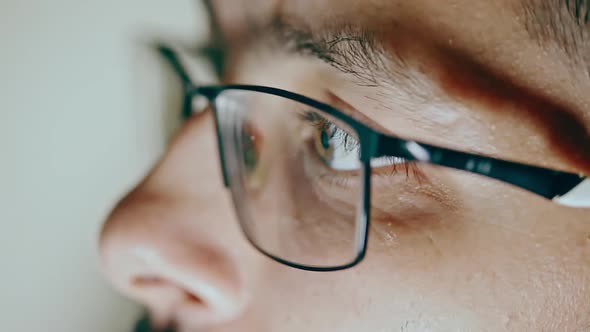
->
xmin=156 ymin=44 xmax=201 ymax=119
xmin=376 ymin=135 xmax=586 ymax=201
xmin=156 ymin=44 xmax=194 ymax=87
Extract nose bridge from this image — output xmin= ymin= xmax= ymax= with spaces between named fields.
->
xmin=101 ymin=111 xmax=245 ymax=263
xmin=118 ymin=111 xmax=235 ymax=237
xmin=143 ymin=111 xmax=226 ymax=198
xmin=99 ymin=113 xmax=258 ymax=327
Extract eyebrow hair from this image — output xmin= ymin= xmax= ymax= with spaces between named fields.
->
xmin=266 ymin=17 xmax=425 ymax=92
xmin=521 ymin=0 xmax=590 ymax=73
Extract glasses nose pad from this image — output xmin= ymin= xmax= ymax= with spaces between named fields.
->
xmin=183 ymin=94 xmax=210 ymax=119
xmin=190 ymin=94 xmax=210 ymax=116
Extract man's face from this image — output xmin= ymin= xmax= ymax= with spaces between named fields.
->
xmin=100 ymin=0 xmax=590 ymax=331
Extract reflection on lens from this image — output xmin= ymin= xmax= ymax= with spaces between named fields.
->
xmin=216 ymin=89 xmax=365 ymax=269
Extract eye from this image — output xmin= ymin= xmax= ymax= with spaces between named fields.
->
xmin=241 ymin=122 xmax=262 ymax=173
xmin=307 ymin=114 xmax=361 ymax=171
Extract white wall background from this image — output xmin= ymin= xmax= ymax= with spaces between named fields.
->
xmin=0 ymin=1 xmax=210 ymax=330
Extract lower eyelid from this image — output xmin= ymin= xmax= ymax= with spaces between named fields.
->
xmin=302 ymin=139 xmax=361 ymax=187
xmin=304 ymin=146 xmax=460 ymax=235
xmin=371 ymin=162 xmax=459 ymax=212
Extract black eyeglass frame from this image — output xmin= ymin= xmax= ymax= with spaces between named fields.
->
xmin=158 ymin=44 xmax=587 ymax=272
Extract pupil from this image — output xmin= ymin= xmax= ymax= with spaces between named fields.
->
xmin=320 ymin=129 xmax=331 ymax=150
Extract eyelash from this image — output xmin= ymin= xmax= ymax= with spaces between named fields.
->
xmin=300 ymin=110 xmax=422 ymax=184
xmin=300 ymin=111 xmax=360 ymax=153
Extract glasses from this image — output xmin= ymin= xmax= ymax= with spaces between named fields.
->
xmin=157 ymin=44 xmax=588 ymax=272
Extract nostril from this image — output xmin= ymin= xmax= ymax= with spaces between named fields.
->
xmin=185 ymin=292 xmax=203 ymax=304
xmin=112 ymin=244 xmax=246 ymax=328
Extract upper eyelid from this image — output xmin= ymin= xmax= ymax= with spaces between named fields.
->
xmin=323 ymin=91 xmax=391 ymax=134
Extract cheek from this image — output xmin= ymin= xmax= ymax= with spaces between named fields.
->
xmin=363 ymin=181 xmax=590 ymax=328
xmin=242 ymin=174 xmax=590 ymax=331
xmin=257 ymin=255 xmax=494 ymax=330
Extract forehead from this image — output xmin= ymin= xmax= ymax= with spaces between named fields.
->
xmin=212 ymin=0 xmax=585 ymax=41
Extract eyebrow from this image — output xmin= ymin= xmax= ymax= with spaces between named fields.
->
xmin=522 ymin=0 xmax=590 ymax=73
xmin=265 ymin=6 xmax=590 ymax=80
xmin=265 ymin=17 xmax=425 ymax=92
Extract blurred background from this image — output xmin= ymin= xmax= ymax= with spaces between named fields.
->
xmin=0 ymin=1 xmax=211 ymax=330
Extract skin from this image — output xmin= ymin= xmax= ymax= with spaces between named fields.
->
xmin=100 ymin=0 xmax=590 ymax=331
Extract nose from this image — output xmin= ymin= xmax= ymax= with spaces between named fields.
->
xmin=99 ymin=112 xmax=259 ymax=329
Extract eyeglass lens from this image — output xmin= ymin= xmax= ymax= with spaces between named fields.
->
xmin=213 ymin=89 xmax=366 ymax=268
